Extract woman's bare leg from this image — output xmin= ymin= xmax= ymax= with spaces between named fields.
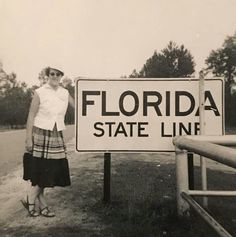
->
xmin=38 ymin=188 xmax=47 ymax=207
xmin=25 ymin=185 xmax=40 ymax=213
xmin=38 ymin=188 xmax=55 ymax=217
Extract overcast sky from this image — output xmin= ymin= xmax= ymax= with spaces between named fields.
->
xmin=0 ymin=0 xmax=236 ymax=85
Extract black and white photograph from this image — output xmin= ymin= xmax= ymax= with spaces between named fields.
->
xmin=0 ymin=0 xmax=236 ymax=236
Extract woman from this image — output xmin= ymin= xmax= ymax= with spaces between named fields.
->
xmin=22 ymin=66 xmax=75 ymax=217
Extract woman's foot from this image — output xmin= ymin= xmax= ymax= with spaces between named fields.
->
xmin=21 ymin=196 xmax=39 ymax=217
xmin=40 ymin=206 xmax=55 ymax=217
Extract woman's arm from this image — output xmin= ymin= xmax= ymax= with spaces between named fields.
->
xmin=25 ymin=92 xmax=40 ymax=152
xmin=68 ymin=94 xmax=75 ymax=109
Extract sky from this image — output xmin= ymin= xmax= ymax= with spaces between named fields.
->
xmin=0 ymin=0 xmax=236 ymax=86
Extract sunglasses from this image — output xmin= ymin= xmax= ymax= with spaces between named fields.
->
xmin=49 ymin=72 xmax=61 ymax=77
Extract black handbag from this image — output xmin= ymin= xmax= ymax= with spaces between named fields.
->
xmin=23 ymin=152 xmax=33 ymax=180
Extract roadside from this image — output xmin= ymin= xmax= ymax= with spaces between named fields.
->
xmin=0 ymin=136 xmax=236 ymax=236
xmin=0 ymin=125 xmax=236 ymax=236
xmin=0 ymin=125 xmax=75 ymax=178
xmin=0 ymin=137 xmax=103 ymax=237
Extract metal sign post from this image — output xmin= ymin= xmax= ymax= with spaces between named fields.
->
xmin=103 ymin=152 xmax=111 ymax=203
xmin=187 ymin=153 xmax=194 ymax=190
xmin=199 ymin=71 xmax=208 ymax=207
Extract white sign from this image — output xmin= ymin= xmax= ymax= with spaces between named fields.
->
xmin=76 ymin=78 xmax=224 ymax=152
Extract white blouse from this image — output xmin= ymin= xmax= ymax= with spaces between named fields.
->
xmin=34 ymin=83 xmax=69 ymax=131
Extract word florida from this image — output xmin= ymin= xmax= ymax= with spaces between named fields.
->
xmin=82 ymin=90 xmax=220 ymax=116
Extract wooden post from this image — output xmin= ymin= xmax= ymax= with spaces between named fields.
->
xmin=103 ymin=152 xmax=111 ymax=203
xmin=175 ymin=147 xmax=190 ymax=216
xmin=199 ymin=70 xmax=208 ymax=207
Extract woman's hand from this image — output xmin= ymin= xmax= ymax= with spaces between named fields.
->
xmin=25 ymin=138 xmax=33 ymax=152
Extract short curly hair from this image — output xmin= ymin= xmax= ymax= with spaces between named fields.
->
xmin=45 ymin=67 xmax=64 ymax=77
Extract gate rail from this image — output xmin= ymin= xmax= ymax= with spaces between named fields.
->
xmin=173 ymin=135 xmax=236 ymax=237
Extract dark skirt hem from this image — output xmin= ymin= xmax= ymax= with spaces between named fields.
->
xmin=23 ymin=152 xmax=71 ymax=188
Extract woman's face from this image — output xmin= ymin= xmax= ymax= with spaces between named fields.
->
xmin=48 ymin=69 xmax=63 ymax=88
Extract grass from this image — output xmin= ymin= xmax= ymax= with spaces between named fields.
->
xmin=84 ymin=159 xmax=216 ymax=237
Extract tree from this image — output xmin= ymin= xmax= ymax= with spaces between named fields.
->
xmin=2 ymin=84 xmax=32 ymax=127
xmin=0 ymin=61 xmax=33 ymax=128
xmin=130 ymin=41 xmax=195 ymax=78
xmin=0 ymin=77 xmax=32 ymax=128
xmin=129 ymin=69 xmax=139 ymax=78
xmin=206 ymin=33 xmax=236 ymax=81
xmin=62 ymin=77 xmax=75 ymax=125
xmin=38 ymin=67 xmax=48 ymax=86
xmin=206 ymin=33 xmax=236 ymax=126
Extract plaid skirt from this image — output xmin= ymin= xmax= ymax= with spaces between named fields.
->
xmin=32 ymin=126 xmax=67 ymax=159
xmin=23 ymin=125 xmax=71 ymax=188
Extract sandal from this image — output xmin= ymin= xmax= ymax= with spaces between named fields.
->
xmin=21 ymin=196 xmax=39 ymax=217
xmin=40 ymin=206 xmax=55 ymax=217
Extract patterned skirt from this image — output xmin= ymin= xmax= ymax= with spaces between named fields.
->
xmin=23 ymin=125 xmax=71 ymax=188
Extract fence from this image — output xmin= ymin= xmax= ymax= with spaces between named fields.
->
xmin=173 ymin=135 xmax=236 ymax=237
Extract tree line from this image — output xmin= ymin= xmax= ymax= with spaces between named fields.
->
xmin=1 ymin=32 xmax=236 ymax=129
